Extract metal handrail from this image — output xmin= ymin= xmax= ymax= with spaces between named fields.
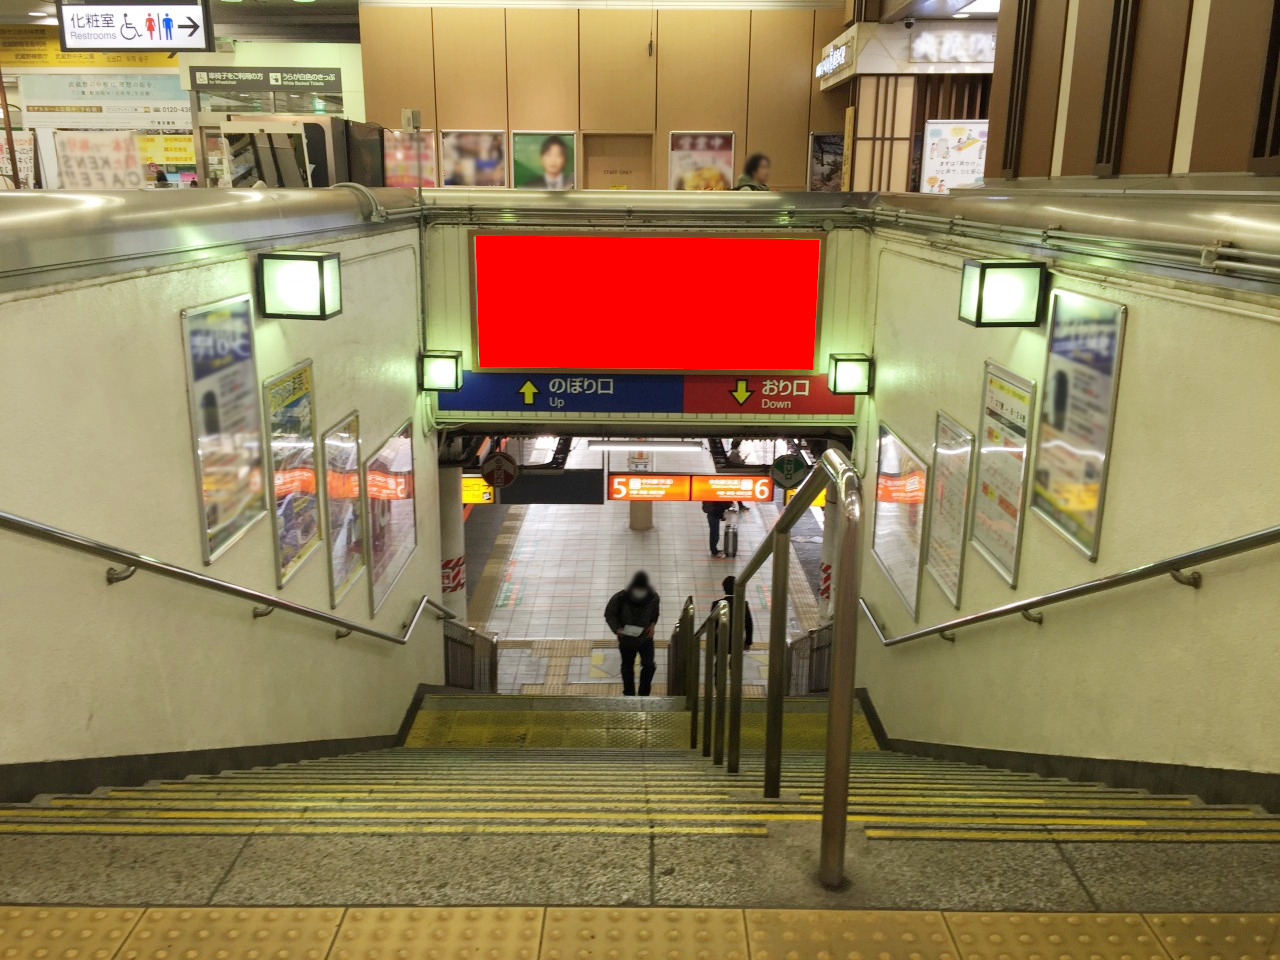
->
xmin=862 ymin=522 xmax=1280 ymax=647
xmin=423 ymin=593 xmax=498 ymax=644
xmin=0 ymin=508 xmax=428 ymax=646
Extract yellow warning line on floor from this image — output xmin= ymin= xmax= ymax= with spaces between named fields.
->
xmin=0 ymin=822 xmax=767 ymax=837
xmin=866 ymin=827 xmax=1280 ymax=842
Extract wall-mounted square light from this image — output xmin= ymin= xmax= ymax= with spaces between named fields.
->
xmin=959 ymin=259 xmax=1048 ymax=327
xmin=419 ymin=350 xmax=463 ymax=392
xmin=257 ymin=251 xmax=342 ymax=320
xmin=828 ymin=353 xmax=875 ymax=395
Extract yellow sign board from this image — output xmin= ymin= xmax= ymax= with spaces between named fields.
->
xmin=785 ymin=486 xmax=827 ymax=508
xmin=462 ymin=475 xmax=495 ymax=505
xmin=0 ymin=25 xmax=176 ymax=68
xmin=136 ymin=134 xmax=196 ymax=166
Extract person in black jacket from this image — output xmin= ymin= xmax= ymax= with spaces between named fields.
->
xmin=703 ymin=500 xmax=731 ymax=558
xmin=604 ymin=571 xmax=661 ymax=696
xmin=711 ymin=575 xmax=754 ymax=650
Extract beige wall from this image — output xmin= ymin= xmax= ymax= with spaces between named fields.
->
xmin=0 ymin=228 xmax=443 ymax=765
xmin=854 ymin=230 xmax=1280 ymax=774
xmin=360 ymin=6 xmax=847 ymax=188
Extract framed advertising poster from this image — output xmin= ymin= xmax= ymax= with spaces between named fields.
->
xmin=971 ymin=361 xmax=1037 ymax=586
xmin=919 ymin=119 xmax=988 ymax=194
xmin=180 ymin=295 xmax=267 ymax=564
xmin=263 ymin=360 xmax=322 ymax=587
xmin=365 ymin=419 xmax=417 ymax=614
xmin=511 ymin=132 xmax=576 ymax=190
xmin=808 ymin=133 xmax=844 ymax=192
xmin=669 ymin=131 xmax=734 ymax=190
xmin=925 ymin=412 xmax=975 ymax=608
xmin=1032 ymin=290 xmax=1127 ymax=559
xmin=439 ymin=131 xmax=506 ymax=187
xmin=322 ymin=411 xmax=366 ymax=608
xmin=871 ymin=423 xmax=929 ymax=620
xmin=383 ymin=129 xmax=436 ymax=188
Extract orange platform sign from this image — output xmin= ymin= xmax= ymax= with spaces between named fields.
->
xmin=608 ymin=474 xmax=692 ymax=502
xmin=691 ymin=475 xmax=773 ymax=502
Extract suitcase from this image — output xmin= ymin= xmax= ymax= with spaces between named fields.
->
xmin=723 ymin=521 xmax=739 ymax=558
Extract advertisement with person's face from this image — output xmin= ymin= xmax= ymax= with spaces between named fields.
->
xmin=512 ymin=133 xmax=576 ymax=190
xmin=440 ymin=131 xmax=506 ymax=187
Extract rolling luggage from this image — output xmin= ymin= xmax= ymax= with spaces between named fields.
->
xmin=723 ymin=521 xmax=739 ymax=558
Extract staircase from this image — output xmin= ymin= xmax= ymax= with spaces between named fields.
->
xmin=2 ymin=696 xmax=1277 ymax=843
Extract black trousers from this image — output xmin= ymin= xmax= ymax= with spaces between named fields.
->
xmin=707 ymin=514 xmax=722 ymax=554
xmin=618 ymin=636 xmax=657 ymax=696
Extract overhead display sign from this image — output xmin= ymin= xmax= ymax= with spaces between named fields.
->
xmin=189 ymin=66 xmax=343 ymax=93
xmin=691 ymin=475 xmax=773 ymax=503
xmin=608 ymin=475 xmax=692 ymax=502
xmin=608 ymin=475 xmax=772 ymax=503
xmin=56 ymin=0 xmax=214 ymax=52
xmin=472 ymin=234 xmax=822 ymax=372
xmin=1 ymin=24 xmax=173 ymax=67
xmin=436 ymin=373 xmax=856 ymax=420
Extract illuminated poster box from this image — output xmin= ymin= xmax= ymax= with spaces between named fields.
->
xmin=462 ymin=474 xmax=495 ymax=504
xmin=608 ymin=474 xmax=692 ymax=502
xmin=691 ymin=475 xmax=773 ymax=502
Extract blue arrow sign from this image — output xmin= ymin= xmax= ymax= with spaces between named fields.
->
xmin=437 ymin=372 xmax=685 ymax=414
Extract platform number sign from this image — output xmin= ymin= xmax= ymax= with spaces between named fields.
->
xmin=770 ymin=454 xmax=809 ymax=491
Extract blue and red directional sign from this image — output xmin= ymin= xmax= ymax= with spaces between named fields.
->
xmin=435 ymin=372 xmax=856 ymax=417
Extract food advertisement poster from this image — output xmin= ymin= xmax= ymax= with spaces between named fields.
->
xmin=54 ymin=130 xmax=145 ymax=189
xmin=920 ymin=119 xmax=988 ymax=194
xmin=971 ymin=362 xmax=1037 ymax=586
xmin=512 ymin=132 xmax=575 ymax=190
xmin=180 ymin=296 xmax=266 ymax=563
xmin=1032 ymin=290 xmax=1127 ymax=559
xmin=669 ymin=131 xmax=733 ymax=190
xmin=925 ymin=412 xmax=975 ymax=608
xmin=365 ymin=420 xmax=417 ymax=614
xmin=440 ymin=130 xmax=506 ymax=187
xmin=0 ymin=131 xmax=35 ymax=187
xmin=809 ymin=133 xmax=844 ymax=192
xmin=383 ymin=129 xmax=436 ymax=188
xmin=264 ymin=361 xmax=322 ymax=586
xmin=871 ymin=424 xmax=929 ymax=620
xmin=323 ymin=411 xmax=366 ymax=607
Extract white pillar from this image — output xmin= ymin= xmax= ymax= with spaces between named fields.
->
xmin=438 ymin=465 xmax=467 ymax=619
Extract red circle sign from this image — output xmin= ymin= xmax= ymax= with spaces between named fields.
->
xmin=480 ymin=451 xmax=519 ymax=488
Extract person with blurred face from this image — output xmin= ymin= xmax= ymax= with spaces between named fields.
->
xmin=736 ymin=153 xmax=771 ymax=191
xmin=604 ymin=571 xmax=660 ymax=696
xmin=524 ymin=135 xmax=574 ymax=190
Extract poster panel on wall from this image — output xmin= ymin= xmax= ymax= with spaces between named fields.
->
xmin=919 ymin=119 xmax=988 ymax=194
xmin=669 ymin=131 xmax=734 ymax=190
xmin=439 ymin=131 xmax=506 ymax=187
xmin=322 ymin=411 xmax=366 ymax=607
xmin=365 ymin=419 xmax=417 ymax=614
xmin=925 ymin=412 xmax=975 ymax=608
xmin=263 ymin=360 xmax=322 ymax=587
xmin=971 ymin=361 xmax=1037 ymax=586
xmin=1032 ymin=290 xmax=1127 ymax=559
xmin=808 ymin=133 xmax=844 ymax=192
xmin=0 ymin=131 xmax=35 ymax=188
xmin=54 ymin=130 xmax=145 ymax=188
xmin=383 ymin=129 xmax=436 ymax=188
xmin=871 ymin=423 xmax=929 ymax=620
xmin=180 ymin=295 xmax=267 ymax=564
xmin=511 ymin=132 xmax=576 ymax=190
xmin=21 ymin=73 xmax=192 ymax=130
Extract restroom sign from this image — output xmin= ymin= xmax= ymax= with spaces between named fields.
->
xmin=56 ymin=0 xmax=214 ymax=53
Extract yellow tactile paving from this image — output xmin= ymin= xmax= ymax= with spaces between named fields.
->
xmin=119 ymin=909 xmax=342 ymax=960
xmin=0 ymin=907 xmax=142 ymax=960
xmin=1146 ymin=915 xmax=1280 ymax=960
xmin=540 ymin=908 xmax=746 ymax=960
xmin=333 ymin=907 xmax=544 ymax=960
xmin=745 ymin=909 xmax=959 ymax=960
xmin=944 ymin=913 xmax=1167 ymax=960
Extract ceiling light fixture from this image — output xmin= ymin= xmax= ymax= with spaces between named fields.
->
xmin=954 ymin=0 xmax=1001 ymax=14
xmin=28 ymin=9 xmax=48 ymax=14
xmin=586 ymin=440 xmax=706 ymax=453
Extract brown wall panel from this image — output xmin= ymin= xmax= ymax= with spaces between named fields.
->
xmin=358 ymin=7 xmax=435 ymax=130
xmin=506 ymin=8 xmax=579 ymax=131
xmin=1017 ymin=0 xmax=1069 ymax=178
xmin=810 ymin=7 xmax=852 ymax=137
xmin=983 ymin=0 xmax=1019 ymax=178
xmin=746 ymin=9 xmax=817 ymax=191
xmin=580 ymin=9 xmax=657 ymax=132
xmin=1119 ymin=0 xmax=1191 ymax=175
xmin=656 ymin=9 xmax=752 ymax=187
xmin=1189 ymin=0 xmax=1272 ymax=173
xmin=582 ymin=133 xmax=654 ymax=189
xmin=432 ymin=7 xmax=508 ymax=131
xmin=1058 ymin=0 xmax=1114 ymax=176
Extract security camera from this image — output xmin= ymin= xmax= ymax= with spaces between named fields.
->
xmin=904 ymin=17 xmax=916 ymax=28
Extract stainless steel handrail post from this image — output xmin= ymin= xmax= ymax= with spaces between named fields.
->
xmin=702 ymin=617 xmax=715 ymax=757
xmin=685 ymin=599 xmax=699 ymax=749
xmin=763 ymin=524 xmax=790 ymax=797
xmin=712 ymin=600 xmax=729 ymax=766
xmin=727 ymin=585 xmax=746 ymax=774
xmin=818 ymin=467 xmax=864 ymax=889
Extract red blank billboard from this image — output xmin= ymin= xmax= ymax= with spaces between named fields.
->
xmin=473 ymin=234 xmax=822 ymax=371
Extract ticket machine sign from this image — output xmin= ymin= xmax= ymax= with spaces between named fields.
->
xmin=691 ymin=475 xmax=773 ymax=502
xmin=608 ymin=474 xmax=692 ymax=501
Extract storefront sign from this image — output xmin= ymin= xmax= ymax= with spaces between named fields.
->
xmin=925 ymin=412 xmax=975 ymax=608
xmin=0 ymin=131 xmax=35 ymax=188
xmin=971 ymin=362 xmax=1036 ymax=587
xmin=669 ymin=131 xmax=733 ymax=191
xmin=909 ymin=24 xmax=996 ymax=64
xmin=920 ymin=120 xmax=988 ymax=194
xmin=1031 ymin=291 xmax=1127 ymax=559
xmin=54 ymin=130 xmax=144 ymax=188
xmin=462 ymin=474 xmax=495 ymax=504
xmin=608 ymin=475 xmax=692 ymax=502
xmin=136 ymin=134 xmax=196 ymax=166
xmin=691 ymin=475 xmax=773 ymax=502
xmin=815 ymin=43 xmax=848 ymax=78
xmin=22 ymin=73 xmax=191 ymax=131
xmin=189 ymin=66 xmax=343 ymax=93
xmin=180 ymin=295 xmax=266 ymax=563
xmin=871 ymin=423 xmax=929 ymax=620
xmin=57 ymin=0 xmax=213 ymax=52
xmin=263 ymin=360 xmax=322 ymax=587
xmin=322 ymin=411 xmax=366 ymax=608
xmin=1 ymin=24 xmax=173 ymax=66
xmin=365 ymin=420 xmax=417 ymax=614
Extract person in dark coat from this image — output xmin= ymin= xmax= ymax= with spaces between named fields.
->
xmin=703 ymin=500 xmax=731 ymax=558
xmin=711 ymin=575 xmax=754 ymax=651
xmin=604 ymin=571 xmax=661 ymax=696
